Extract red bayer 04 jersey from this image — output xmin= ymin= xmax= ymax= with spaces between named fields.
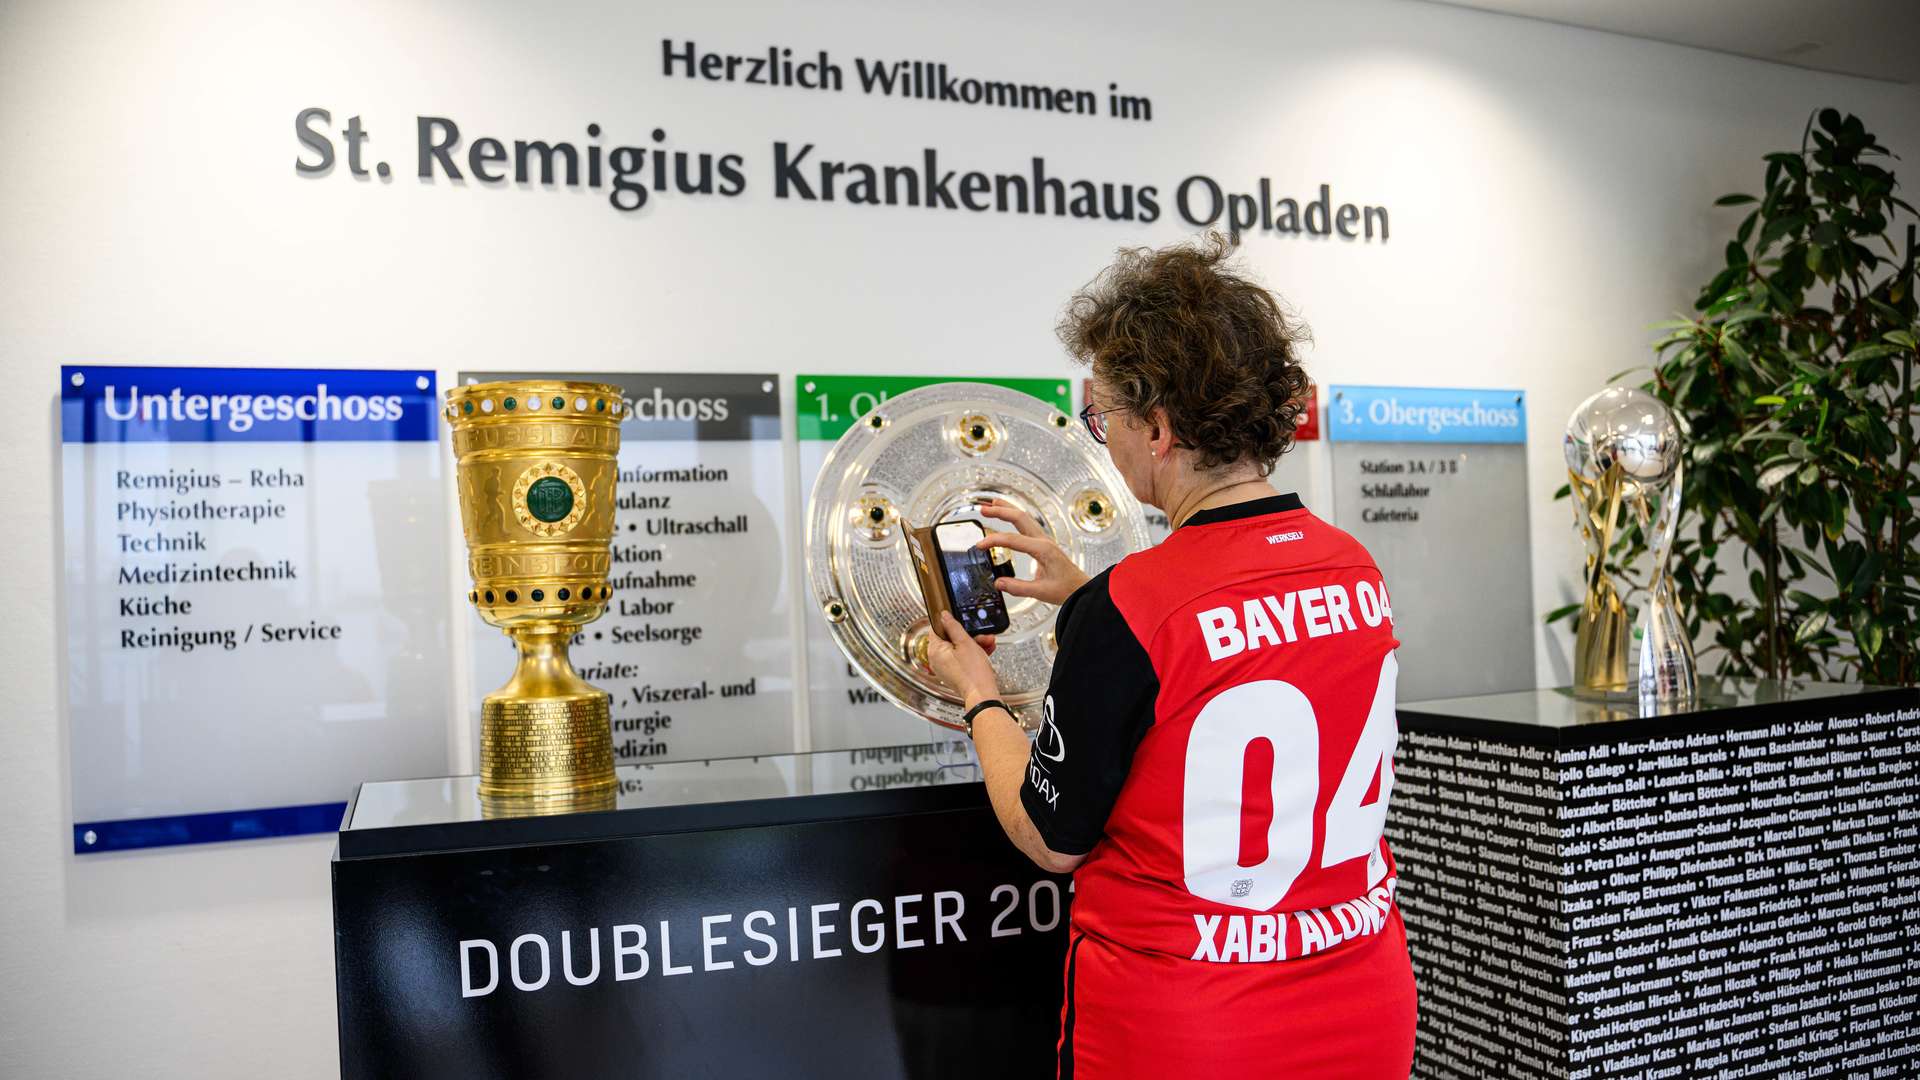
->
xmin=1020 ymin=494 xmax=1402 ymax=965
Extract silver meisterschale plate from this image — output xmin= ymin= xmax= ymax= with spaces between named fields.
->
xmin=806 ymin=382 xmax=1151 ymax=732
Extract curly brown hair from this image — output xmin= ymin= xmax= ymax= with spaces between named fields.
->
xmin=1058 ymin=232 xmax=1311 ymax=475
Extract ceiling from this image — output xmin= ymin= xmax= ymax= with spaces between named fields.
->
xmin=1421 ymin=0 xmax=1920 ymax=85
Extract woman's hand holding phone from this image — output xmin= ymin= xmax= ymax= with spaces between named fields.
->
xmin=926 ymin=611 xmax=999 ymax=703
xmin=976 ymin=499 xmax=1090 ymax=606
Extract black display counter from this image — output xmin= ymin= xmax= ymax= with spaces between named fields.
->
xmin=331 ymin=748 xmax=1070 ymax=1079
xmin=335 ymin=681 xmax=1920 ymax=1079
xmin=1386 ymin=679 xmax=1920 ymax=1079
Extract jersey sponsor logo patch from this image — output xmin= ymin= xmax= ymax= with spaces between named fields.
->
xmin=1035 ymin=695 xmax=1066 ymax=763
xmin=1027 ymin=759 xmax=1061 ymax=809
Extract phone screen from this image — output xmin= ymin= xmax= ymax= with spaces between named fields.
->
xmin=935 ymin=520 xmax=1010 ymax=635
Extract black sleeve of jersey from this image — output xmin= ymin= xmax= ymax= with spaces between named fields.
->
xmin=1019 ymin=567 xmax=1159 ymax=856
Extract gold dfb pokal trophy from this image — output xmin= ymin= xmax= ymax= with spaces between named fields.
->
xmin=444 ymin=381 xmax=627 ymax=814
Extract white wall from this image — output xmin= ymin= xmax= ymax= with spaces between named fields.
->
xmin=3 ymin=0 xmax=1916 ymax=1074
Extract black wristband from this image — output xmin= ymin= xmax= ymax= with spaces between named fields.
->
xmin=962 ymin=699 xmax=1013 ymax=738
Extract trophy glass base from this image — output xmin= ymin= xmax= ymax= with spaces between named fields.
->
xmin=1636 ymin=586 xmax=1698 ymax=707
xmin=477 ymin=691 xmax=617 ymax=802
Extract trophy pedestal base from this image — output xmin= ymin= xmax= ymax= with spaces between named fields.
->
xmin=477 ymin=692 xmax=614 ymax=800
xmin=1389 ymin=679 xmax=1920 ymax=1078
xmin=333 ymin=747 xmax=1067 ymax=1078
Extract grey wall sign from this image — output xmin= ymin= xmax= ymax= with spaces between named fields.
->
xmin=1325 ymin=385 xmax=1534 ymax=701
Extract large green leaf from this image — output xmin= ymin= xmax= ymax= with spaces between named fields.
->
xmin=1848 ymin=552 xmax=1884 ymax=598
xmin=1544 ymin=603 xmax=1581 ymax=625
xmin=1758 ymin=212 xmax=1810 ymax=251
xmin=1844 ymin=343 xmax=1903 ymax=363
xmin=1794 ymin=610 xmax=1829 ymax=644
xmin=1862 ymin=621 xmax=1886 ymax=660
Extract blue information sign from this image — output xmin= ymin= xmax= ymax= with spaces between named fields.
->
xmin=61 ymin=365 xmax=450 ymax=853
xmin=61 ymin=365 xmax=438 ymax=444
xmin=1325 ymin=385 xmax=1526 ymax=445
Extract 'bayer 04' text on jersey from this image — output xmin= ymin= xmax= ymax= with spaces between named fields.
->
xmin=1020 ymin=493 xmax=1402 ymax=965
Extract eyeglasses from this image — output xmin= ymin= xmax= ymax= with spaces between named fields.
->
xmin=1079 ymin=402 xmax=1130 ymax=445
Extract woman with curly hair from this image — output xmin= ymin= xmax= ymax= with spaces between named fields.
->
xmin=929 ymin=233 xmax=1416 ymax=1078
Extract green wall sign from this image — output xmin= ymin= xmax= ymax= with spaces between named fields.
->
xmin=794 ymin=375 xmax=1073 ymax=441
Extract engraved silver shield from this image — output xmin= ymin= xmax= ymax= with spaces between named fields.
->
xmin=806 ymin=383 xmax=1151 ymax=731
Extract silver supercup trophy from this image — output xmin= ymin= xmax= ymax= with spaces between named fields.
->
xmin=1564 ymin=387 xmax=1697 ymax=708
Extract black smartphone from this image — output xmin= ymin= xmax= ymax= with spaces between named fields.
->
xmin=934 ymin=519 xmax=1011 ymax=636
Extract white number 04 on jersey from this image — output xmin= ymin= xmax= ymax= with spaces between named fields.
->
xmin=1181 ymin=653 xmax=1399 ymax=910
